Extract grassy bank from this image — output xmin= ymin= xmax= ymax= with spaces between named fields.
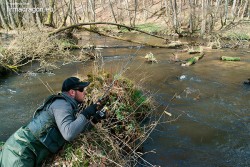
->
xmin=43 ymin=71 xmax=155 ymax=166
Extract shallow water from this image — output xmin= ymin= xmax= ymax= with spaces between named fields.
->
xmin=0 ymin=33 xmax=250 ymax=166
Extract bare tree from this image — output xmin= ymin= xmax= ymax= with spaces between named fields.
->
xmin=108 ymin=0 xmax=117 ymax=23
xmin=248 ymin=0 xmax=250 ymax=18
xmin=188 ymin=0 xmax=195 ymax=33
xmin=201 ymin=0 xmax=208 ymax=35
xmin=33 ymin=0 xmax=43 ymax=28
xmin=0 ymin=4 xmax=10 ymax=29
xmin=60 ymin=0 xmax=72 ymax=27
xmin=88 ymin=0 xmax=95 ymax=22
xmin=241 ymin=0 xmax=249 ymax=18
xmin=223 ymin=0 xmax=229 ymax=26
xmin=45 ymin=0 xmax=55 ymax=27
xmin=6 ymin=0 xmax=17 ymax=28
xmin=231 ymin=0 xmax=238 ymax=20
xmin=170 ymin=0 xmax=179 ymax=33
xmin=133 ymin=0 xmax=138 ymax=27
xmin=125 ymin=0 xmax=133 ymax=27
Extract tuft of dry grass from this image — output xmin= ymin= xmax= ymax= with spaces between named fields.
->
xmin=0 ymin=28 xmax=86 ymax=73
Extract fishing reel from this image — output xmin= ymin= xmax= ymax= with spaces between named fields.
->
xmin=96 ymin=106 xmax=108 ymax=118
xmin=92 ymin=96 xmax=109 ymax=123
xmin=91 ymin=106 xmax=108 ymax=124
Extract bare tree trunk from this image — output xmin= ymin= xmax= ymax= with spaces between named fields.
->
xmin=108 ymin=0 xmax=117 ymax=23
xmin=88 ymin=0 xmax=95 ymax=22
xmin=142 ymin=0 xmax=147 ymax=20
xmin=125 ymin=0 xmax=132 ymax=27
xmin=34 ymin=0 xmax=43 ymax=28
xmin=69 ymin=0 xmax=73 ymax=25
xmin=28 ymin=0 xmax=38 ymax=26
xmin=133 ymin=0 xmax=138 ymax=27
xmin=241 ymin=0 xmax=249 ymax=18
xmin=72 ymin=0 xmax=79 ymax=24
xmin=163 ymin=0 xmax=171 ymax=25
xmin=248 ymin=0 xmax=250 ymax=18
xmin=0 ymin=4 xmax=10 ymax=29
xmin=68 ymin=0 xmax=78 ymax=25
xmin=224 ymin=0 xmax=229 ymax=25
xmin=188 ymin=0 xmax=195 ymax=33
xmin=60 ymin=0 xmax=71 ymax=27
xmin=6 ymin=0 xmax=17 ymax=28
xmin=170 ymin=0 xmax=178 ymax=33
xmin=215 ymin=0 xmax=222 ymax=18
xmin=117 ymin=0 xmax=122 ymax=22
xmin=238 ymin=0 xmax=243 ymax=17
xmin=45 ymin=0 xmax=55 ymax=26
xmin=206 ymin=0 xmax=214 ymax=33
xmin=80 ymin=2 xmax=86 ymax=22
xmin=237 ymin=0 xmax=245 ymax=18
xmin=201 ymin=0 xmax=207 ymax=35
xmin=86 ymin=0 xmax=90 ymax=22
xmin=231 ymin=0 xmax=238 ymax=20
xmin=16 ymin=0 xmax=24 ymax=27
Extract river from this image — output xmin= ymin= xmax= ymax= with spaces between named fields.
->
xmin=0 ymin=33 xmax=249 ymax=166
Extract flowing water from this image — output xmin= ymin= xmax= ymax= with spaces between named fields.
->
xmin=0 ymin=33 xmax=249 ymax=166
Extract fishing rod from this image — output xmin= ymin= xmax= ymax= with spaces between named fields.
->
xmin=96 ymin=46 xmax=142 ymax=117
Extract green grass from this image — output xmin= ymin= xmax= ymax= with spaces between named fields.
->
xmin=116 ymin=23 xmax=163 ymax=33
xmin=224 ymin=32 xmax=250 ymax=40
xmin=135 ymin=23 xmax=163 ymax=33
xmin=131 ymin=89 xmax=147 ymax=106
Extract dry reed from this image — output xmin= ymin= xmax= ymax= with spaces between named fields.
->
xmin=0 ymin=28 xmax=84 ymax=73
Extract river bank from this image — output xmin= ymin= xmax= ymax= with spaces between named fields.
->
xmin=0 ymin=21 xmax=249 ymax=77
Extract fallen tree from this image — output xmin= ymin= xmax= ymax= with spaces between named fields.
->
xmin=49 ymin=22 xmax=166 ymax=40
xmin=181 ymin=53 xmax=205 ymax=66
xmin=220 ymin=56 xmax=240 ymax=61
xmin=48 ymin=22 xmax=186 ymax=49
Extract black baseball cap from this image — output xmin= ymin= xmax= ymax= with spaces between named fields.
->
xmin=61 ymin=77 xmax=90 ymax=92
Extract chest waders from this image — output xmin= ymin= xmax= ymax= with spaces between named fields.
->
xmin=28 ymin=93 xmax=78 ymax=153
xmin=0 ymin=94 xmax=78 ymax=166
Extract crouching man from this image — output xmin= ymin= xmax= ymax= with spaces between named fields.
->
xmin=0 ymin=77 xmax=106 ymax=166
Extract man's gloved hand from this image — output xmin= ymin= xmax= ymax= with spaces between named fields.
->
xmin=81 ymin=95 xmax=109 ymax=123
xmin=81 ymin=104 xmax=107 ymax=124
xmin=92 ymin=107 xmax=107 ymax=124
xmin=81 ymin=104 xmax=98 ymax=120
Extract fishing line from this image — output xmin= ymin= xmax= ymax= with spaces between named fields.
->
xmin=101 ymin=46 xmax=142 ymax=99
xmin=37 ymin=77 xmax=55 ymax=95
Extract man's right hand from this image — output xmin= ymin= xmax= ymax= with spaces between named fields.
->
xmin=92 ymin=107 xmax=107 ymax=124
xmin=81 ymin=104 xmax=98 ymax=120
